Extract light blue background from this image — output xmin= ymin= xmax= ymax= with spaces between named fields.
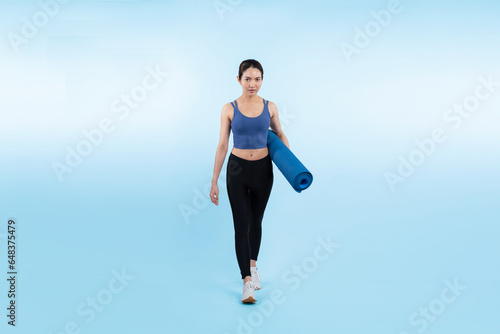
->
xmin=1 ymin=0 xmax=499 ymax=333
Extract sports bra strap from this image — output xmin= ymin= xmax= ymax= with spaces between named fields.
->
xmin=231 ymin=99 xmax=268 ymax=109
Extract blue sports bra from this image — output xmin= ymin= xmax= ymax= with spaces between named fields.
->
xmin=230 ymin=98 xmax=271 ymax=149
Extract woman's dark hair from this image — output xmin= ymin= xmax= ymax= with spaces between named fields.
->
xmin=238 ymin=59 xmax=264 ymax=80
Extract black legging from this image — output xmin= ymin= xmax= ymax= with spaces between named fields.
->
xmin=226 ymin=152 xmax=273 ymax=279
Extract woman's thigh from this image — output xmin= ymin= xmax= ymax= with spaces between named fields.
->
xmin=249 ymin=156 xmax=273 ymax=216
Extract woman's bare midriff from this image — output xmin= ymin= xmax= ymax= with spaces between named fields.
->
xmin=231 ymin=147 xmax=269 ymax=161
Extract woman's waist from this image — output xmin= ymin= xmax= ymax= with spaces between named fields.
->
xmin=230 ymin=147 xmax=269 ymax=162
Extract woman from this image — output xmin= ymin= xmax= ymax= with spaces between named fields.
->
xmin=210 ymin=59 xmax=290 ymax=303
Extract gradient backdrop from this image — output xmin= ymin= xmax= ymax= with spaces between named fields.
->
xmin=1 ymin=0 xmax=499 ymax=333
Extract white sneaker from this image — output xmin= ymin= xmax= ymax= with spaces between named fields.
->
xmin=241 ymin=281 xmax=257 ymax=303
xmin=251 ymin=267 xmax=261 ymax=290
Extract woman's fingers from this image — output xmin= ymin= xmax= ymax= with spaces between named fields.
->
xmin=210 ymin=187 xmax=219 ymax=205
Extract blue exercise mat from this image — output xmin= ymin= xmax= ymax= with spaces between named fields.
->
xmin=267 ymin=129 xmax=313 ymax=193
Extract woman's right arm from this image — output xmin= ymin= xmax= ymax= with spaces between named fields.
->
xmin=210 ymin=103 xmax=232 ymax=206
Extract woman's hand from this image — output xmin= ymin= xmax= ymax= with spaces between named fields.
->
xmin=210 ymin=182 xmax=219 ymax=206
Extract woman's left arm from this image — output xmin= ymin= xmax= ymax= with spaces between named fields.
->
xmin=269 ymin=101 xmax=290 ymax=149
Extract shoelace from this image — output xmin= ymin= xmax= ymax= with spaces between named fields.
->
xmin=251 ymin=268 xmax=260 ymax=280
xmin=244 ymin=282 xmax=254 ymax=291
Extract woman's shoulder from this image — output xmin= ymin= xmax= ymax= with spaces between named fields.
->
xmin=265 ymin=99 xmax=277 ymax=117
xmin=221 ymin=102 xmax=235 ymax=120
xmin=224 ymin=101 xmax=237 ymax=112
xmin=224 ymin=100 xmax=237 ymax=108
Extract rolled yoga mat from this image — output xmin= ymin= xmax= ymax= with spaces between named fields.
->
xmin=267 ymin=129 xmax=313 ymax=193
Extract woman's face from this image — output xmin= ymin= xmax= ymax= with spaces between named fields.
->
xmin=238 ymin=67 xmax=262 ymax=96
